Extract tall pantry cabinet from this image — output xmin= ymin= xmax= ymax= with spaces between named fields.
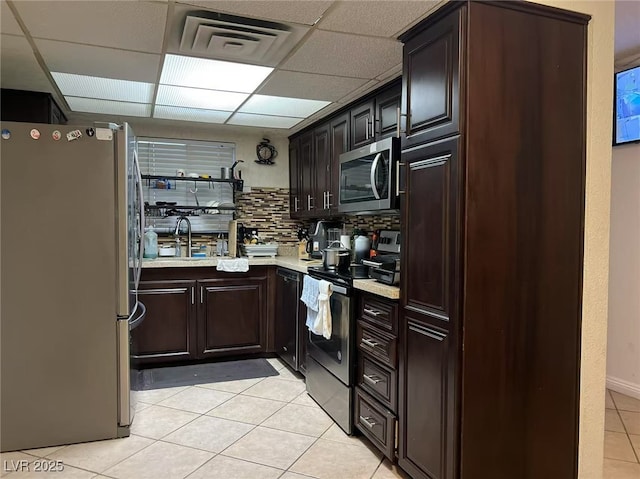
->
xmin=397 ymin=2 xmax=589 ymax=479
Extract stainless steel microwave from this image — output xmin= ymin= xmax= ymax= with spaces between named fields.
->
xmin=338 ymin=137 xmax=401 ymax=214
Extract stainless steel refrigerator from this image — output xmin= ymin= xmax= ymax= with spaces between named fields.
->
xmin=0 ymin=121 xmax=146 ymax=451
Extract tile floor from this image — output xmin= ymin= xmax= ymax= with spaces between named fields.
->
xmin=0 ymin=358 xmax=408 ymax=479
xmin=604 ymin=389 xmax=640 ymax=479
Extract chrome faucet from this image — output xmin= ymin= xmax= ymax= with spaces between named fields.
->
xmin=174 ymin=216 xmax=192 ymax=257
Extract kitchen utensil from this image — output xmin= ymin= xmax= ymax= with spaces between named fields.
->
xmin=322 ymin=246 xmax=350 ymax=272
xmin=189 ymin=187 xmax=200 ymax=207
xmin=221 ymin=160 xmax=244 ymax=180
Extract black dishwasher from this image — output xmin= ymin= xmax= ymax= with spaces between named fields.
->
xmin=275 ymin=268 xmax=306 ymax=374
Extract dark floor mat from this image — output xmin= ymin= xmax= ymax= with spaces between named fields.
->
xmin=138 ymin=359 xmax=279 ymax=390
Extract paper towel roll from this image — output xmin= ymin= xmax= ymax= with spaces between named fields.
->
xmin=340 ymin=235 xmax=351 ymax=250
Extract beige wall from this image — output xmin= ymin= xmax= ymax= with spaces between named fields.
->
xmin=531 ymin=1 xmax=615 ymax=478
xmin=607 ymin=143 xmax=640 ymax=398
xmin=69 ymin=113 xmax=290 ymax=189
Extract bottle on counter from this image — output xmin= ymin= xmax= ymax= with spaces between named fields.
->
xmin=174 ymin=236 xmax=181 ymax=257
xmin=143 ymin=226 xmax=158 ymax=259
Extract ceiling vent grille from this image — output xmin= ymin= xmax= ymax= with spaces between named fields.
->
xmin=179 ymin=11 xmax=308 ymax=66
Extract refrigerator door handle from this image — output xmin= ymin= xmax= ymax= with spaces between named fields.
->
xmin=117 ymin=300 xmax=146 ymax=428
xmin=134 ymin=148 xmax=145 ymax=290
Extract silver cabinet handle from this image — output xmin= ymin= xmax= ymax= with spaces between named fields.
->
xmin=359 ymin=416 xmax=378 ymax=429
xmin=200 ymin=286 xmax=204 ymax=304
xmin=191 ymin=287 xmax=195 ymax=305
xmin=326 ymin=192 xmax=332 ymax=208
xmin=365 ymin=118 xmax=369 ymax=140
xmin=363 ymin=374 xmax=383 ymax=385
xmin=363 ymin=308 xmax=382 ymax=316
xmin=307 ymin=195 xmax=313 ymax=210
xmin=283 ymin=346 xmax=288 ymax=352
xmin=396 ymin=107 xmax=408 ymax=138
xmin=371 ymin=118 xmax=376 ymax=138
xmin=361 ymin=338 xmax=379 ymax=348
xmin=396 ymin=161 xmax=405 ymax=196
xmin=294 ymin=197 xmax=299 ymax=212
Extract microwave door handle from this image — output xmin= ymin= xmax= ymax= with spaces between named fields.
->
xmin=370 ymin=153 xmax=382 ymax=200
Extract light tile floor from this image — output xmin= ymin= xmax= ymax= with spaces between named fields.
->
xmin=604 ymin=389 xmax=640 ymax=479
xmin=1 ymin=358 xmax=407 ymax=479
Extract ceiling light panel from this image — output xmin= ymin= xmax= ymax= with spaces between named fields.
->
xmin=52 ymin=72 xmax=154 ymax=103
xmin=160 ymin=54 xmax=273 ymax=93
xmin=154 ymin=106 xmax=232 ymax=124
xmin=65 ymin=97 xmax=151 ymax=117
xmin=227 ymin=113 xmax=302 ymax=129
xmin=155 ymin=85 xmax=247 ymax=111
xmin=238 ymin=94 xmax=330 ymax=117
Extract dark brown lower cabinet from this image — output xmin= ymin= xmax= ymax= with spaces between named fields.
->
xmin=134 ymin=267 xmax=273 ymax=365
xmin=198 ymin=276 xmax=267 ymax=358
xmin=132 ymin=280 xmax=198 ymax=364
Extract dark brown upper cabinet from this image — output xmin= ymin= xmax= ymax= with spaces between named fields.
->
xmin=350 ymin=99 xmax=376 ymax=149
xmin=1 ymin=89 xmax=68 ymax=125
xmin=288 ymin=137 xmax=301 ymax=218
xmin=400 ymin=7 xmax=461 ymax=149
xmin=329 ymin=112 xmax=350 ymax=214
xmin=375 ymin=87 xmax=402 ymax=140
xmin=314 ymin=122 xmax=332 ymax=216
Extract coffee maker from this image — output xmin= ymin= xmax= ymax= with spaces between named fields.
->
xmin=307 ymin=221 xmax=342 ymax=259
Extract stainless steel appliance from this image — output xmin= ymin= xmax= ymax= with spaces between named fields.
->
xmin=338 ymin=137 xmax=401 ymax=214
xmin=0 ymin=121 xmax=146 ymax=451
xmin=305 ymin=267 xmax=356 ymax=434
xmin=362 ymin=230 xmax=401 ymax=285
xmin=307 ymin=220 xmax=342 ymax=259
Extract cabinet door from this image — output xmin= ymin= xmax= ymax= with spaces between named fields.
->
xmin=132 ymin=280 xmax=197 ymax=364
xmin=299 ymin=131 xmax=315 ymax=215
xmin=351 ymin=100 xmax=375 ymax=149
xmin=314 ymin=122 xmax=331 ymax=216
xmin=398 ymin=320 xmax=454 ymax=479
xmin=329 ymin=112 xmax=349 ymax=214
xmin=275 ymin=270 xmax=300 ymax=370
xmin=197 ymin=276 xmax=267 ymax=357
xmin=376 ymin=85 xmax=401 ymax=140
xmin=398 ymin=137 xmax=461 ymax=479
xmin=401 ymin=7 xmax=462 ymax=149
xmin=289 ymin=137 xmax=302 ymax=218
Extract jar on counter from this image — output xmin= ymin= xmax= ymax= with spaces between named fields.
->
xmin=143 ymin=226 xmax=158 ymax=259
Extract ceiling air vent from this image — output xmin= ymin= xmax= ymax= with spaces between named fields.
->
xmin=179 ymin=11 xmax=308 ymax=66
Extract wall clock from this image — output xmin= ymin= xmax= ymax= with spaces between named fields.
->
xmin=256 ymin=138 xmax=277 ymax=165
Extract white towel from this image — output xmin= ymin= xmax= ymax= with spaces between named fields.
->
xmin=317 ymin=280 xmax=333 ymax=339
xmin=216 ymin=258 xmax=249 ymax=272
xmin=301 ymin=275 xmax=321 ymax=334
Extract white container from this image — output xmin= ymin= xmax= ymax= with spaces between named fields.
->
xmin=354 ymin=235 xmax=371 ymax=263
xmin=143 ymin=226 xmax=158 ymax=259
xmin=158 ymin=246 xmax=176 ymax=257
xmin=340 ymin=234 xmax=352 ymax=250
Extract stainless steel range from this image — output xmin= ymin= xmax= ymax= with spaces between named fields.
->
xmin=305 ymin=266 xmax=356 ymax=435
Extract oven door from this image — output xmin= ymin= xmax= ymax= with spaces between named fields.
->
xmin=307 ymin=283 xmax=354 ymax=386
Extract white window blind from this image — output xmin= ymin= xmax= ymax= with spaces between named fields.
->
xmin=137 ymin=137 xmax=236 ymax=234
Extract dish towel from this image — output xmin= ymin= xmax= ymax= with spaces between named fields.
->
xmin=216 ymin=258 xmax=249 ymax=273
xmin=317 ymin=280 xmax=333 ymax=339
xmin=301 ymin=275 xmax=320 ymax=334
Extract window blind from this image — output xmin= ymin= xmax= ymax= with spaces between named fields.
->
xmin=137 ymin=137 xmax=236 ymax=234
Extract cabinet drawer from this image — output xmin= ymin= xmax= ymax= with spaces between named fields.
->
xmin=360 ymin=294 xmax=398 ymax=334
xmin=357 ymin=320 xmax=397 ymax=369
xmin=355 ymin=387 xmax=396 ymax=460
xmin=358 ymin=354 xmax=397 ymax=412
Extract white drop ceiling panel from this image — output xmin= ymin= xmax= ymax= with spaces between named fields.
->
xmin=377 ymin=64 xmax=403 ymax=82
xmin=281 ymin=30 xmax=402 ymax=79
xmin=318 ymin=1 xmax=440 ymax=37
xmin=52 ymin=73 xmax=155 ymax=103
xmin=12 ymin=1 xmax=168 ymax=53
xmin=154 ymin=105 xmax=232 ymax=123
xmin=1 ymin=1 xmax=23 ymax=35
xmin=66 ymin=97 xmax=151 ymax=117
xmin=160 ymin=54 xmax=273 ymax=93
xmin=156 ymin=85 xmax=248 ymax=111
xmin=228 ymin=112 xmax=302 ymax=129
xmin=35 ymin=39 xmax=162 ymax=83
xmin=0 ymin=34 xmax=54 ymax=93
xmin=176 ymin=0 xmax=334 ymax=26
xmin=239 ymin=94 xmax=329 ymax=117
xmin=257 ymin=70 xmax=368 ymax=102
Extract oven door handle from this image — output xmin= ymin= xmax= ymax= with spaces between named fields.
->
xmin=369 ymin=153 xmax=382 ymax=200
xmin=332 ymin=284 xmax=347 ymax=295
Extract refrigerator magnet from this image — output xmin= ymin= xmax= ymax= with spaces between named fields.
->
xmin=30 ymin=129 xmax=40 ymax=140
xmin=66 ymin=129 xmax=82 ymax=142
xmin=86 ymin=128 xmax=95 ymax=137
xmin=95 ymin=128 xmax=113 ymax=141
xmin=52 ymin=130 xmax=61 ymax=141
xmin=1 ymin=129 xmax=10 ymax=140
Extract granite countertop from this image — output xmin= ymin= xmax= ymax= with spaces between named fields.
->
xmin=142 ymin=256 xmax=400 ymax=299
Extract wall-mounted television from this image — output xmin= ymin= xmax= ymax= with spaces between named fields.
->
xmin=614 ymin=65 xmax=640 ymax=146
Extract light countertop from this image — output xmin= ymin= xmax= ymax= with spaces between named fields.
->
xmin=142 ymin=256 xmax=400 ymax=299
